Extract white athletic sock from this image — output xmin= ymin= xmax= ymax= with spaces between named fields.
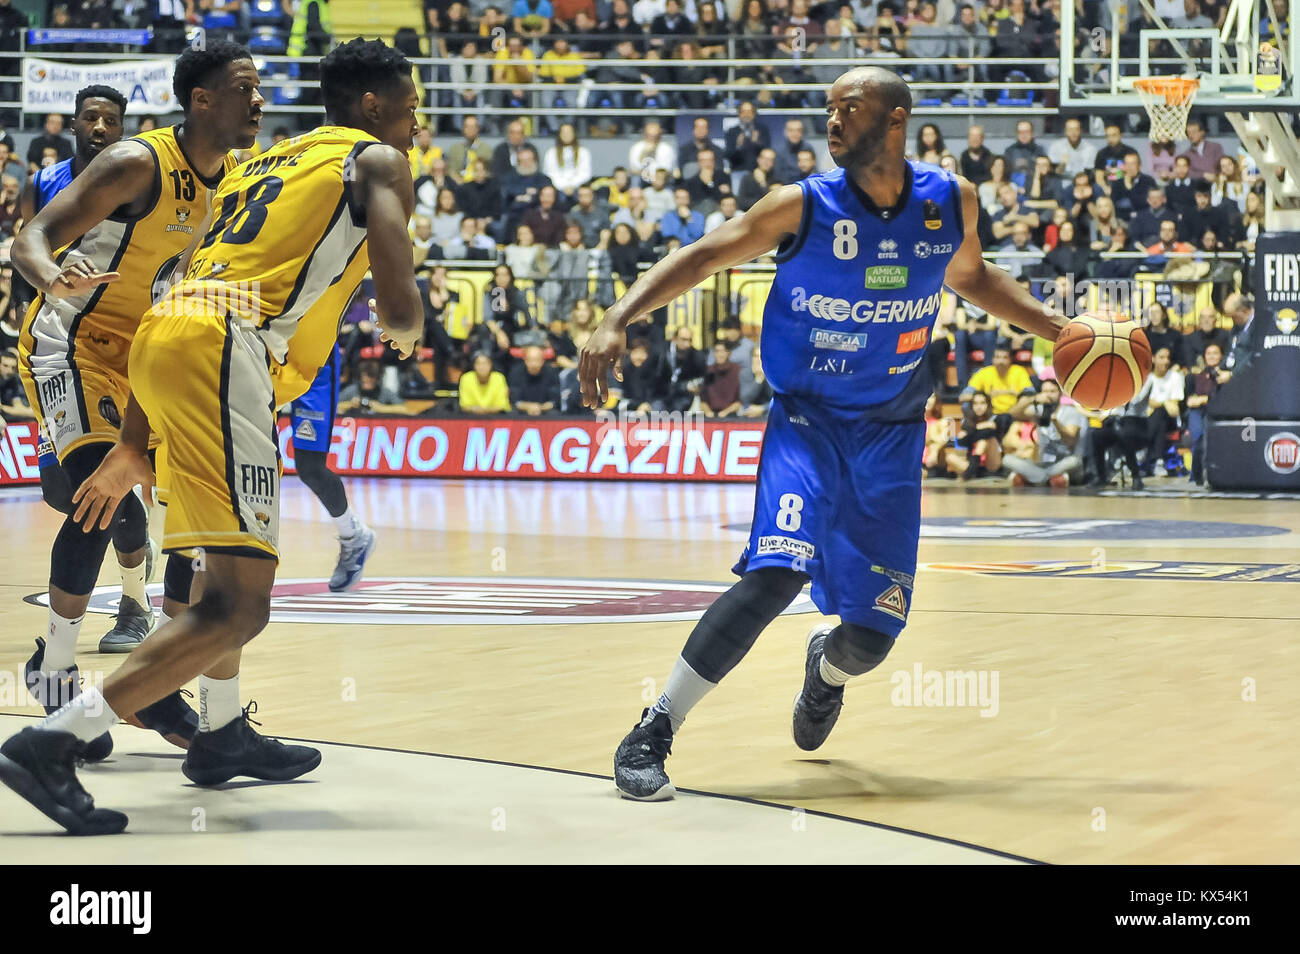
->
xmin=198 ymin=674 xmax=241 ymax=732
xmin=41 ymin=687 xmax=119 ymax=741
xmin=42 ymin=610 xmax=84 ymax=673
xmin=819 ymin=655 xmax=853 ymax=688
xmin=156 ymin=609 xmax=173 ymax=630
xmin=119 ymin=557 xmax=147 ymax=608
xmin=649 ymin=655 xmax=717 ymax=733
xmin=333 ymin=506 xmax=363 ymax=541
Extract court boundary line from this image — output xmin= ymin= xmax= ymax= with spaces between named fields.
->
xmin=0 ymin=713 xmax=1042 ymax=864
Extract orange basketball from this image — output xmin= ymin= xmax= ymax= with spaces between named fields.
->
xmin=1052 ymin=315 xmax=1152 ymax=411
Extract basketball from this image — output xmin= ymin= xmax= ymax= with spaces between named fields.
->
xmin=1052 ymin=315 xmax=1152 ymax=410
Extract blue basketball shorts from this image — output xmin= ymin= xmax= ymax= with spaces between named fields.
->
xmin=289 ymin=350 xmax=339 ymax=454
xmin=733 ymin=393 xmax=925 ymax=637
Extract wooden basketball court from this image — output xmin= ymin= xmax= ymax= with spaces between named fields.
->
xmin=1 ymin=477 xmax=1296 ymax=863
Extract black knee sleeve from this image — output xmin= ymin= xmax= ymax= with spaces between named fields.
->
xmin=49 ymin=445 xmax=119 ymax=594
xmin=295 ymin=449 xmax=348 ymax=518
xmin=163 ymin=552 xmax=195 ymax=604
xmin=681 ymin=567 xmax=808 ymax=684
xmin=824 ymin=622 xmax=895 ymax=677
xmin=110 ymin=491 xmax=148 ymax=554
xmin=40 ymin=463 xmax=73 ymax=515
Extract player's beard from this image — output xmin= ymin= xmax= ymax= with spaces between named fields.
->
xmin=833 ymin=114 xmax=891 ymax=170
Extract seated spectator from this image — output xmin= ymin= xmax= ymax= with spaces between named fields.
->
xmin=724 ymin=101 xmax=771 ymax=186
xmin=492 ymin=119 xmax=537 ymax=180
xmin=1049 ymin=117 xmax=1097 ymax=177
xmin=414 ymin=157 xmax=457 ymax=220
xmin=508 ymin=345 xmax=561 ymax=415
xmin=979 ymin=156 xmax=1014 ymax=214
xmin=1003 ymin=120 xmax=1048 ymax=183
xmin=447 ymin=41 xmax=491 ymax=133
xmin=664 ymin=324 xmax=706 ymax=412
xmin=608 ymin=221 xmax=645 ymax=285
xmin=1093 ymin=222 xmax=1145 ymax=280
xmin=410 ymin=214 xmax=438 ymax=266
xmin=738 ymin=148 xmax=781 ymax=212
xmin=0 ymin=347 xmax=35 ymax=422
xmin=566 ymin=299 xmax=599 ymax=352
xmin=409 ymin=125 xmax=441 ymax=181
xmin=493 ymin=35 xmax=539 ymax=120
xmin=1148 ymin=137 xmax=1178 ymax=181
xmin=1094 ymin=121 xmax=1135 ymax=190
xmin=421 ymin=267 xmax=465 ymax=388
xmin=446 ymin=98 xmax=491 ymax=174
xmin=430 ymin=188 xmax=466 ymax=247
xmin=791 ymin=147 xmax=819 ymax=181
xmin=547 ymin=313 xmax=578 ymax=370
xmin=568 ymin=183 xmax=612 ymax=248
xmin=543 ymin=123 xmax=593 ymax=199
xmin=1238 ymin=190 xmax=1265 ymax=252
xmin=543 ymin=221 xmax=594 ymax=322
xmin=955 ymin=390 xmax=1005 ymax=479
xmin=482 ymin=264 xmax=538 ymax=343
xmin=991 ymin=182 xmax=1040 ymax=242
xmin=682 ymin=147 xmax=729 ymax=215
xmin=1043 ymin=219 xmax=1088 ymax=278
xmin=1022 ymin=154 xmax=1063 ymax=219
xmin=505 ymin=224 xmax=550 ymax=280
xmin=962 ymin=343 xmax=1035 ymax=418
xmin=701 ymin=341 xmax=742 ymax=417
xmin=1165 ymin=154 xmax=1198 ymax=216
xmin=1108 ymin=151 xmax=1156 ymax=220
xmin=458 ymin=157 xmax=502 ymax=224
xmin=1087 ymin=195 xmax=1120 ymax=250
xmin=1138 ymin=346 xmax=1185 ymax=476
xmin=739 ymin=346 xmax=771 ymax=415
xmin=513 ymin=0 xmax=554 ymax=36
xmin=1142 ymin=302 xmax=1187 ymax=368
xmin=960 ymin=125 xmax=994 ymax=185
xmin=1178 ymin=118 xmax=1224 ymax=182
xmin=0 ymin=175 xmax=20 ymax=239
xmin=1186 ymin=341 xmax=1229 ymax=483
xmin=522 ymin=184 xmax=568 ymax=246
xmin=339 ymin=359 xmax=407 ymax=414
xmin=705 ymin=193 xmax=744 ymax=233
xmin=459 ymin=351 xmax=513 ymax=413
xmin=1178 ymin=182 xmax=1235 ymax=244
xmin=773 ymin=118 xmax=813 ymax=183
xmin=1004 ymin=378 xmax=1086 ymax=486
xmin=642 ymin=167 xmax=677 ymax=221
xmin=1147 ymin=218 xmax=1196 ymax=257
xmin=441 ymin=217 xmax=497 ymax=260
xmin=1130 ymin=187 xmax=1180 ymax=247
xmin=538 ymin=38 xmax=587 ymax=134
xmin=924 ymin=394 xmax=964 ymax=478
xmin=997 ymin=221 xmax=1043 ymax=280
xmin=678 ymin=116 xmax=721 ymax=181
xmin=25 ymin=114 xmax=74 ymax=174
xmin=612 ymin=186 xmax=662 ymax=243
xmin=615 ymin=337 xmax=671 ymax=412
xmin=649 ymin=0 xmax=695 ymax=48
xmin=629 ymin=119 xmax=677 ymax=184
xmin=1185 ymin=306 xmax=1230 ymax=368
xmin=695 ymin=1 xmax=728 ymax=57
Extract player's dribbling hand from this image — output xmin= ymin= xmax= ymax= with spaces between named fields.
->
xmin=578 ymin=320 xmax=629 ymax=409
xmin=47 ymin=261 xmax=120 ymax=298
xmin=70 ymin=444 xmax=155 ymax=533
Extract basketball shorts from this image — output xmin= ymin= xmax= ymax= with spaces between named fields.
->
xmin=20 ymin=320 xmax=135 ymax=462
xmin=131 ymin=304 xmax=280 ymax=560
xmin=733 ymin=393 xmax=926 ymax=637
xmin=289 ymin=349 xmax=339 ymax=454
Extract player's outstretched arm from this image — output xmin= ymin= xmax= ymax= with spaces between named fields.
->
xmin=943 ymin=176 xmax=1066 ymax=343
xmin=354 ymin=144 xmax=423 ymax=359
xmin=579 ymin=184 xmax=804 ymax=409
xmin=12 ymin=141 xmax=155 ymax=297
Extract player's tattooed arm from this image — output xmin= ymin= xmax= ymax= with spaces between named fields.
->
xmin=943 ymin=176 xmax=1067 ymax=343
xmin=579 ymin=184 xmax=803 ymax=408
xmin=354 ymin=144 xmax=423 ymax=358
xmin=12 ymin=141 xmax=156 ymax=297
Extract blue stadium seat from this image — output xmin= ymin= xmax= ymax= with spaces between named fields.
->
xmin=249 ymin=0 xmax=284 ymax=25
xmin=951 ymin=95 xmax=987 ymax=107
xmin=917 ymin=97 xmax=943 ymax=107
xmin=249 ymin=28 xmax=286 ymax=54
xmin=203 ymin=13 xmax=238 ymax=29
xmin=998 ymin=70 xmax=1035 ymax=106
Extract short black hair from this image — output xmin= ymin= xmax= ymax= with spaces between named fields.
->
xmin=74 ymin=85 xmax=127 ymax=119
xmin=173 ymin=40 xmax=252 ymax=115
xmin=322 ymin=38 xmax=412 ymax=123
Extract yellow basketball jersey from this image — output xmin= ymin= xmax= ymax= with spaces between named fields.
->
xmin=184 ymin=125 xmax=377 ymax=402
xmin=22 ymin=125 xmax=237 ymax=372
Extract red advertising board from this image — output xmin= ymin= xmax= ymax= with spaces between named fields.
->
xmin=278 ymin=415 xmax=766 ymax=482
xmin=0 ymin=422 xmax=42 ymax=487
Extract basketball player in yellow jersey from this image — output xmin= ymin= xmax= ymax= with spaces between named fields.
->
xmin=9 ymin=42 xmax=262 ymax=766
xmin=0 ymin=39 xmax=424 ymax=835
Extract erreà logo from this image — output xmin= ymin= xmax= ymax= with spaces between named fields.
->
xmin=1265 ymin=432 xmax=1300 ymax=474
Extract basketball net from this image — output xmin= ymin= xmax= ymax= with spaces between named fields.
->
xmin=1133 ymin=77 xmax=1200 ymax=143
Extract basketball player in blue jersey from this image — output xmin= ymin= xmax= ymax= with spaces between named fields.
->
xmin=287 ymin=345 xmax=378 ymax=592
xmin=581 ymin=67 xmax=1068 ymax=800
xmin=20 ymin=84 xmax=164 ymax=644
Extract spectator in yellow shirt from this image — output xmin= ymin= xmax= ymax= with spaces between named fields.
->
xmin=409 ymin=126 xmax=442 ymax=180
xmin=537 ymin=38 xmax=585 ymax=136
xmin=962 ymin=344 xmax=1037 ymax=456
xmin=459 ymin=352 xmax=512 ymax=413
xmin=494 ymin=35 xmax=538 ymax=132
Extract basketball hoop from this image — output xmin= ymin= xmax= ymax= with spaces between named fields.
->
xmin=1133 ymin=77 xmax=1200 ymax=143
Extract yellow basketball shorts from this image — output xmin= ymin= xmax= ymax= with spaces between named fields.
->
xmin=131 ymin=305 xmax=280 ymax=561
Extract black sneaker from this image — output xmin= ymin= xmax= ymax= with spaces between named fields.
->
xmin=181 ymin=702 xmax=321 ymax=786
xmin=98 ymin=596 xmax=153 ymax=653
xmin=613 ymin=708 xmax=675 ymax=801
xmin=792 ymin=625 xmax=845 ymax=752
xmin=23 ymin=639 xmax=113 ymax=764
xmin=0 ymin=728 xmax=128 ymax=835
xmin=125 ymin=689 xmax=199 ymax=750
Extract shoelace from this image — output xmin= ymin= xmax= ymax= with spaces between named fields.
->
xmin=631 ymin=723 xmax=673 ymax=766
xmin=240 ymin=700 xmax=287 ymax=748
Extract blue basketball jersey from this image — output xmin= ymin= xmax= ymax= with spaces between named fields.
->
xmin=33 ymin=157 xmax=75 ymax=215
xmin=761 ymin=161 xmax=963 ymax=421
